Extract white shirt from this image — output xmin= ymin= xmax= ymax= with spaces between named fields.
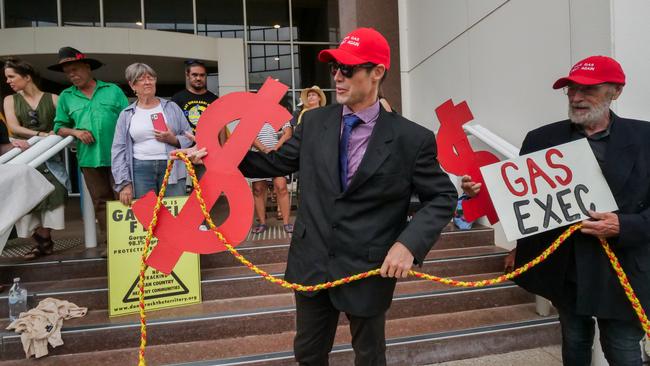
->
xmin=129 ymin=104 xmax=169 ymax=160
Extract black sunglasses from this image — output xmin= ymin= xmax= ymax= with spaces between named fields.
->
xmin=329 ymin=62 xmax=377 ymax=78
xmin=27 ymin=110 xmax=39 ymax=128
xmin=184 ymin=59 xmax=205 ymax=66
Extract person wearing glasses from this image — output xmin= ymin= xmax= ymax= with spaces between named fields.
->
xmin=178 ymin=28 xmax=457 ymax=365
xmin=3 ymin=58 xmax=70 ymax=260
xmin=461 ymin=56 xmax=650 ymax=365
xmin=51 ymin=47 xmax=129 ymax=256
xmin=112 ymin=63 xmax=193 ymax=207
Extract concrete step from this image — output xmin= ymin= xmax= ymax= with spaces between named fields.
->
xmin=0 ymin=245 xmax=508 ymax=315
xmin=0 ymin=271 xmax=509 ymax=325
xmin=0 ymin=279 xmax=534 ymax=360
xmin=0 ymin=225 xmax=525 ymax=364
xmin=0 ymin=224 xmax=495 ymax=285
xmin=0 ymin=304 xmax=559 ymax=365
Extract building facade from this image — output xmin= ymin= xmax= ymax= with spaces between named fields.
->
xmin=0 ymin=0 xmax=403 ymax=111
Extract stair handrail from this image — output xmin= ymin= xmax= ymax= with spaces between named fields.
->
xmin=463 ymin=124 xmax=520 ymax=159
xmin=0 ymin=135 xmax=98 ymax=248
xmin=29 ymin=136 xmax=75 ymax=168
xmin=5 ymin=135 xmax=75 ymax=167
xmin=0 ymin=135 xmax=43 ymax=164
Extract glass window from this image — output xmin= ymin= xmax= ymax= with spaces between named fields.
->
xmin=62 ymin=0 xmax=100 ymax=27
xmin=292 ymin=0 xmax=339 ymax=42
xmin=294 ymin=44 xmax=333 ymax=90
xmin=144 ymin=0 xmax=193 ymax=34
xmin=104 ymin=0 xmax=142 ymax=29
xmin=246 ymin=0 xmax=290 ymax=42
xmin=5 ymin=0 xmax=57 ymax=28
xmin=196 ymin=0 xmax=244 ymax=38
xmin=248 ymin=45 xmax=292 ymax=91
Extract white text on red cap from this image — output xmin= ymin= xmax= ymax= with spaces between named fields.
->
xmin=341 ymin=35 xmax=360 ymax=47
xmin=571 ymin=62 xmax=596 ymax=73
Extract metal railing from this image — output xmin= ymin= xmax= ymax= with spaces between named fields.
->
xmin=462 ymin=123 xmax=519 ymax=159
xmin=0 ymin=135 xmax=97 ymax=248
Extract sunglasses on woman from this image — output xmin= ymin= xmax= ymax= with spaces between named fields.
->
xmin=27 ymin=110 xmax=39 ymax=128
xmin=329 ymin=62 xmax=377 ymax=78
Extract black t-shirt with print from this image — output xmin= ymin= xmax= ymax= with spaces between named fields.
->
xmin=171 ymin=89 xmax=218 ymax=132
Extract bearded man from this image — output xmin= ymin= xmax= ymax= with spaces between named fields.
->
xmin=462 ymin=55 xmax=650 ymax=366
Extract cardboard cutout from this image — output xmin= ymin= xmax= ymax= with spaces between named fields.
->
xmin=132 ymin=78 xmax=292 ymax=274
xmin=435 ymin=99 xmax=500 ymax=224
xmin=480 ymin=139 xmax=618 ymax=241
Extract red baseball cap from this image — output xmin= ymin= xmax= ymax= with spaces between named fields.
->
xmin=552 ymin=55 xmax=625 ymax=89
xmin=318 ymin=28 xmax=391 ymax=70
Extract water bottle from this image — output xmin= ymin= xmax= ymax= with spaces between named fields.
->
xmin=8 ymin=277 xmax=27 ymax=321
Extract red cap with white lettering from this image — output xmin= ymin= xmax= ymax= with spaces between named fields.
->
xmin=552 ymin=55 xmax=626 ymax=89
xmin=318 ymin=27 xmax=391 ymax=70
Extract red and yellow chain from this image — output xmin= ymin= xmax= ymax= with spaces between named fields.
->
xmin=599 ymin=238 xmax=650 ymax=335
xmin=136 ymin=153 xmax=650 ymax=365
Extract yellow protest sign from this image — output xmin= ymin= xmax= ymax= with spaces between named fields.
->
xmin=107 ymin=197 xmax=201 ymax=317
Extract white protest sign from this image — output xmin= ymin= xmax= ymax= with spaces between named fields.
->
xmin=480 ymin=138 xmax=618 ymax=241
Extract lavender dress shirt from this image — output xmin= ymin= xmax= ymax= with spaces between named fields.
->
xmin=340 ymin=100 xmax=380 ymax=188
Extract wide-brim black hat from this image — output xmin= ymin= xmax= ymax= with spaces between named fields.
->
xmin=47 ymin=47 xmax=103 ymax=72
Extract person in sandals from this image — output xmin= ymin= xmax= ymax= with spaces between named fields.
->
xmin=250 ymin=120 xmax=294 ymax=234
xmin=3 ymin=58 xmax=70 ymax=260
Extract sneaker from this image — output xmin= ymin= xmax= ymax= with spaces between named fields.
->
xmin=283 ymin=224 xmax=294 ymax=234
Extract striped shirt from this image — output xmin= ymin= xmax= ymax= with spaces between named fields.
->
xmin=253 ymin=121 xmax=291 ymax=151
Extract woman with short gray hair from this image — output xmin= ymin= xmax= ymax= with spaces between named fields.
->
xmin=111 ymin=63 xmax=192 ymax=206
xmin=124 ymin=62 xmax=157 ymax=85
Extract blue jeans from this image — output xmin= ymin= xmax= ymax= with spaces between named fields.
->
xmin=558 ymin=306 xmax=644 ymax=366
xmin=132 ymin=159 xmax=186 ymax=199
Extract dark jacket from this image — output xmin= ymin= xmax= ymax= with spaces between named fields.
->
xmin=514 ymin=113 xmax=650 ymax=320
xmin=240 ymin=104 xmax=457 ymax=316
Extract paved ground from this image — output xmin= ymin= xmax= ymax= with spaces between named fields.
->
xmin=428 ymin=346 xmax=562 ymax=365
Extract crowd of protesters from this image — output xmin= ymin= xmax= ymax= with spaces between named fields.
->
xmin=1 ymin=46 xmax=323 ymax=259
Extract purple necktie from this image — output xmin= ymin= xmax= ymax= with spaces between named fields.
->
xmin=340 ymin=114 xmax=362 ymax=191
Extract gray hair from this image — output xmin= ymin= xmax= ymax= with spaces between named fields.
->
xmin=125 ymin=62 xmax=157 ymax=84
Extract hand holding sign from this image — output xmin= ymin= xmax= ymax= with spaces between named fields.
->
xmin=481 ymin=139 xmax=618 ymax=241
xmin=581 ymin=210 xmax=620 ymax=238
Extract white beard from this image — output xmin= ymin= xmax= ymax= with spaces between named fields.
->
xmin=568 ymin=100 xmax=611 ymax=128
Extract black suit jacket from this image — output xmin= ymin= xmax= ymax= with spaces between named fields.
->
xmin=240 ymin=104 xmax=457 ymax=316
xmin=514 ymin=112 xmax=650 ymax=320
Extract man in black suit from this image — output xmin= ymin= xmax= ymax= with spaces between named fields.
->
xmin=186 ymin=27 xmax=456 ymax=365
xmin=462 ymin=55 xmax=650 ymax=365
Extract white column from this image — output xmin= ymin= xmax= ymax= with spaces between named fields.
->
xmin=80 ymin=172 xmax=97 ymax=248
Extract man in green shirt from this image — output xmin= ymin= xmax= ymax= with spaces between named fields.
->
xmin=51 ymin=47 xmax=128 ymax=249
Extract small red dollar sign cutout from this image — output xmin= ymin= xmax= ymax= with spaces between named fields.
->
xmin=132 ymin=78 xmax=292 ymax=274
xmin=435 ymin=99 xmax=500 ymax=224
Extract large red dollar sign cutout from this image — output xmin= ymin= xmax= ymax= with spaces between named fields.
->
xmin=132 ymin=78 xmax=292 ymax=274
xmin=435 ymin=99 xmax=500 ymax=224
